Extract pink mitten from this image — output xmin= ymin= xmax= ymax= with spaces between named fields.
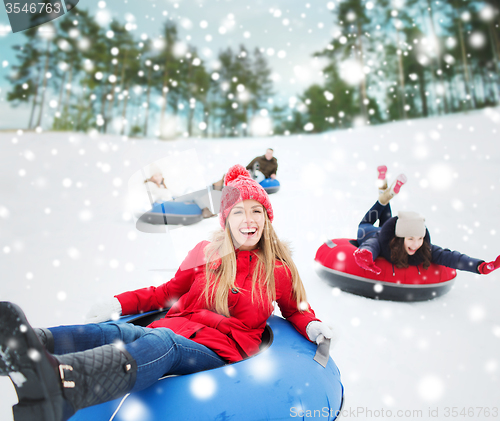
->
xmin=353 ymin=248 xmax=382 ymax=275
xmin=478 ymin=255 xmax=500 ymax=275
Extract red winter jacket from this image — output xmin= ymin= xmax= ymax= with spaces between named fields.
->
xmin=115 ymin=241 xmax=320 ymax=363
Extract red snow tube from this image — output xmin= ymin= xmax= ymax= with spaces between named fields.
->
xmin=314 ymin=238 xmax=457 ymax=301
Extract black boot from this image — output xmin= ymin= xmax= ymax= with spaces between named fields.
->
xmin=0 ymin=302 xmax=69 ymax=421
xmin=56 ymin=344 xmax=137 ymax=416
xmin=0 ymin=302 xmax=137 ymax=421
xmin=34 ymin=328 xmax=55 ymax=353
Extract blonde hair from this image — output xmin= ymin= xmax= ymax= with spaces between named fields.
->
xmin=203 ymin=211 xmax=307 ymax=317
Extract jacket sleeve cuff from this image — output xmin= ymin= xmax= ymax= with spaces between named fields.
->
xmin=287 ymin=311 xmax=321 ymax=341
xmin=114 ymin=293 xmax=136 ymax=316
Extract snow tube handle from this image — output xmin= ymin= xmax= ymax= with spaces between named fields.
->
xmin=313 ymin=335 xmax=331 ymax=368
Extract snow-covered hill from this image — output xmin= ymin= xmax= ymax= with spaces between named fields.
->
xmin=1 ymin=108 xmax=499 ymax=420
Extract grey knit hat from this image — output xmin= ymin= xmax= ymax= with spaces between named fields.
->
xmin=395 ymin=211 xmax=426 ymax=238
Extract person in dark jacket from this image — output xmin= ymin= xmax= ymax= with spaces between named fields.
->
xmin=354 ymin=167 xmax=500 ymax=276
xmin=246 ymin=148 xmax=278 ymax=181
xmin=212 ymin=148 xmax=278 ymax=191
xmin=0 ymin=165 xmax=331 ymax=421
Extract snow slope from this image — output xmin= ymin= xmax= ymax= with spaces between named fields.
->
xmin=1 ymin=108 xmax=499 ymax=420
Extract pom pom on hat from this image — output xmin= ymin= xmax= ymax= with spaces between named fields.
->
xmin=224 ymin=164 xmax=251 ymax=185
xmin=395 ymin=211 xmax=426 ymax=238
xmin=219 ymin=164 xmax=273 ymax=228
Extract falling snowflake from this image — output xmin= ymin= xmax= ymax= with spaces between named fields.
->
xmin=417 ymin=375 xmax=444 ymax=402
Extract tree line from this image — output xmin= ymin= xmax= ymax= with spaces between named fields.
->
xmin=6 ymin=10 xmax=274 ymax=138
xmin=6 ymin=1 xmax=500 ymax=137
xmin=286 ymin=0 xmax=500 ymax=133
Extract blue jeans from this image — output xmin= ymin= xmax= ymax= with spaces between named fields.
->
xmin=357 ymin=201 xmax=392 ymax=246
xmin=48 ymin=323 xmax=225 ymax=393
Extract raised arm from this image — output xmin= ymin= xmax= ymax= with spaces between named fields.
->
xmin=246 ymin=157 xmax=258 ymax=171
xmin=354 ymin=237 xmax=383 ymax=274
xmin=271 ymin=158 xmax=278 ymax=177
xmin=275 ymin=264 xmax=320 ymax=340
xmin=431 ymin=244 xmax=484 ymax=274
xmin=116 ymin=241 xmax=209 ymax=314
xmin=358 ymin=236 xmax=382 ymax=259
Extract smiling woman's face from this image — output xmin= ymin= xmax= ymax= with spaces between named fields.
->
xmin=404 ymin=236 xmax=424 ymax=255
xmin=227 ymin=199 xmax=265 ymax=251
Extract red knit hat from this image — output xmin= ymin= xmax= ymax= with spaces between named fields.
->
xmin=219 ymin=164 xmax=274 ymax=228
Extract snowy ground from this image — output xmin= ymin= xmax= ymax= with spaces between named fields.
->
xmin=1 ymin=109 xmax=500 ymax=420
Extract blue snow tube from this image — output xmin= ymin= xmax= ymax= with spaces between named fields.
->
xmin=69 ymin=313 xmax=344 ymax=421
xmin=260 ymin=178 xmax=280 ymax=194
xmin=138 ymin=200 xmax=203 ymax=227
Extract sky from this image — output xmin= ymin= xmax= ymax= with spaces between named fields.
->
xmin=0 ymin=0 xmax=339 ymax=130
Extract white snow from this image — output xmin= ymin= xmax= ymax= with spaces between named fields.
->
xmin=7 ymin=372 xmax=26 ymax=388
xmin=417 ymin=374 xmax=445 ymax=402
xmin=1 ymin=108 xmax=500 ymax=419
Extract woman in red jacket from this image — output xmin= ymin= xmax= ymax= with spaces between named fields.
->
xmin=0 ymin=165 xmax=331 ymax=421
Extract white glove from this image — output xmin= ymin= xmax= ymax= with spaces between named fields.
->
xmin=85 ymin=297 xmax=122 ymax=324
xmin=306 ymin=321 xmax=333 ymax=344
